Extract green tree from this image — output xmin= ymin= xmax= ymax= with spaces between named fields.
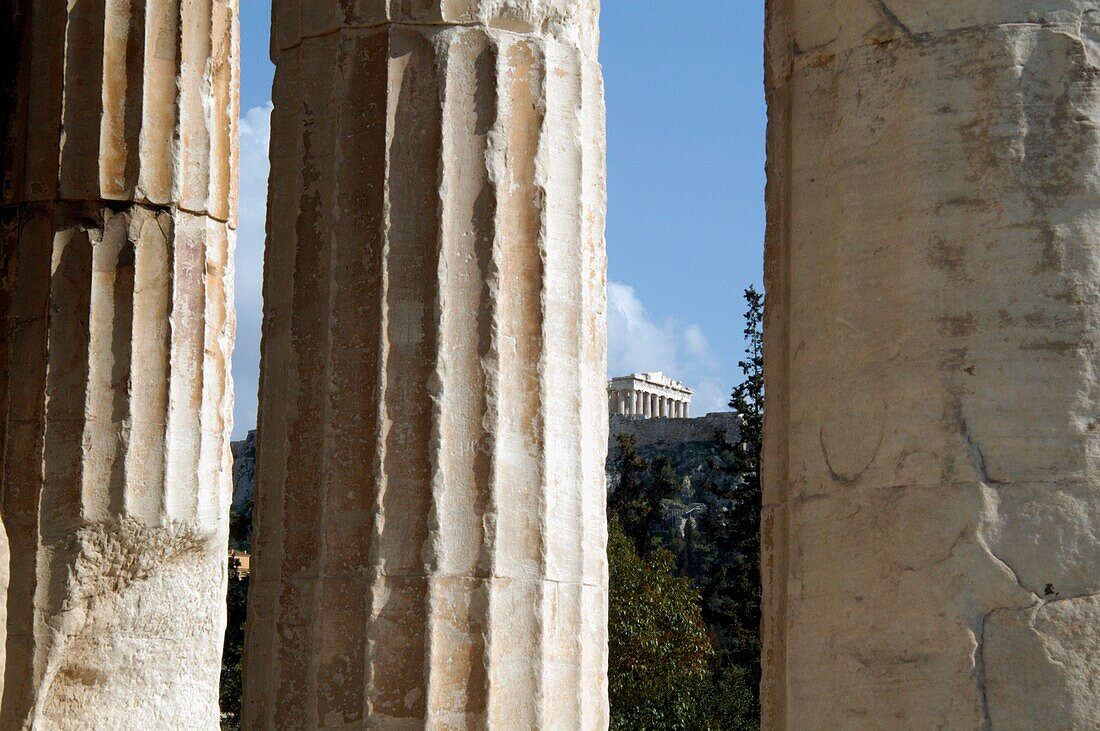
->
xmin=608 ymin=520 xmax=714 ymax=730
xmin=219 ymin=557 xmax=248 ymax=730
xmin=608 ymin=434 xmax=672 ymax=556
xmin=220 ymin=499 xmax=252 ymax=729
xmin=717 ymin=286 xmax=765 ymax=697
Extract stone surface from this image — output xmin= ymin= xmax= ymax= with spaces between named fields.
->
xmin=232 ymin=429 xmax=257 ymax=509
xmin=609 ymin=412 xmax=738 ymax=453
xmin=0 ymin=1 xmax=238 ymax=727
xmin=763 ymin=1 xmax=1100 ymax=727
xmin=244 ymin=2 xmax=608 ymax=727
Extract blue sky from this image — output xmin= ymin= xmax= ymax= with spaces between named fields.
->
xmin=232 ymin=1 xmax=765 ymax=437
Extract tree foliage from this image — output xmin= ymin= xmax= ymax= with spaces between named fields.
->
xmin=220 ymin=500 xmax=252 ymax=730
xmin=720 ymin=287 xmax=764 ymax=685
xmin=608 ymin=520 xmax=713 ymax=729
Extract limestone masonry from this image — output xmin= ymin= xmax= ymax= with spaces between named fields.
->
xmin=243 ymin=1 xmax=609 ymax=727
xmin=763 ymin=1 xmax=1100 ymax=727
xmin=0 ymin=0 xmax=238 ymax=726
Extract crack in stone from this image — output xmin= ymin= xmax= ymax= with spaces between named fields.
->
xmin=870 ymin=0 xmax=913 ymax=38
xmin=975 ymin=608 xmax=995 ymax=731
xmin=819 ymin=425 xmax=883 ymax=485
xmin=955 ymin=406 xmax=1004 ymax=485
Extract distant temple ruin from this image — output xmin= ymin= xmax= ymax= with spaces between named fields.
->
xmin=607 ymin=372 xmax=693 ymax=418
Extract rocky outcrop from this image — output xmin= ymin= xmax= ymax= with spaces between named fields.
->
xmin=243 ymin=1 xmax=609 ymax=727
xmin=231 ymin=430 xmax=257 ymax=509
xmin=608 ymin=413 xmax=740 ymax=492
xmin=763 ymin=2 xmax=1100 ymax=727
xmin=0 ymin=1 xmax=237 ymax=726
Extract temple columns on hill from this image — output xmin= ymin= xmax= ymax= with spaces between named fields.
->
xmin=0 ymin=1 xmax=238 ymax=726
xmin=763 ymin=1 xmax=1100 ymax=727
xmin=607 ymin=372 xmax=694 ymax=419
xmin=242 ymin=2 xmax=609 ymax=727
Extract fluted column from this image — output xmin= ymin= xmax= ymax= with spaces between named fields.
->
xmin=244 ymin=2 xmax=607 ymax=727
xmin=764 ymin=2 xmax=1100 ymax=728
xmin=0 ymin=0 xmax=237 ymax=726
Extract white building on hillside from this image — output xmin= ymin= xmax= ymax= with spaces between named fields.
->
xmin=607 ymin=372 xmax=693 ymax=419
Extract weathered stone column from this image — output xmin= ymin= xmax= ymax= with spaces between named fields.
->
xmin=763 ymin=2 xmax=1100 ymax=727
xmin=244 ymin=1 xmax=607 ymax=727
xmin=0 ymin=1 xmax=237 ymax=726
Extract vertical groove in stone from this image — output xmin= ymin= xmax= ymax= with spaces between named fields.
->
xmin=0 ymin=0 xmax=237 ymax=725
xmin=368 ymin=26 xmax=441 ymax=722
xmin=126 ymin=210 xmax=171 ymax=522
xmin=1 ymin=210 xmax=63 ymax=718
xmin=303 ymin=28 xmax=340 ymax=729
xmin=423 ymin=27 xmax=496 ymax=728
xmin=164 ymin=213 xmax=207 ymax=521
xmin=248 ymin=6 xmax=606 ymax=726
xmin=316 ymin=29 xmax=387 ymax=727
xmin=139 ymin=0 xmax=180 ymax=205
xmin=59 ymin=0 xmax=108 ymax=199
xmin=578 ymin=48 xmax=610 ymax=730
xmin=275 ymin=31 xmax=337 ymax=728
xmin=100 ymin=0 xmax=146 ymax=200
xmin=537 ymin=37 xmax=584 ymax=728
xmin=485 ymin=35 xmax=547 ymax=729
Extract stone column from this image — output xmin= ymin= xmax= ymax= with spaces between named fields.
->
xmin=0 ymin=1 xmax=237 ymax=726
xmin=244 ymin=2 xmax=607 ymax=727
xmin=764 ymin=2 xmax=1100 ymax=728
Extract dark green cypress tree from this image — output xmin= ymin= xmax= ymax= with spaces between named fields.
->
xmin=723 ymin=286 xmax=764 ymax=697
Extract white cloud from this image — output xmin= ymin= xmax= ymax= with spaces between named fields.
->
xmin=231 ymin=103 xmax=272 ymax=438
xmin=607 ymin=282 xmax=730 ymax=415
xmin=230 ymin=105 xmax=731 ymax=436
xmin=684 ymin=324 xmax=713 ymax=363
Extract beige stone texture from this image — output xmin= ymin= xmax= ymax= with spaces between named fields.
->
xmin=763 ymin=1 xmax=1100 ymax=728
xmin=0 ymin=1 xmax=238 ymax=727
xmin=244 ymin=2 xmax=608 ymax=727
